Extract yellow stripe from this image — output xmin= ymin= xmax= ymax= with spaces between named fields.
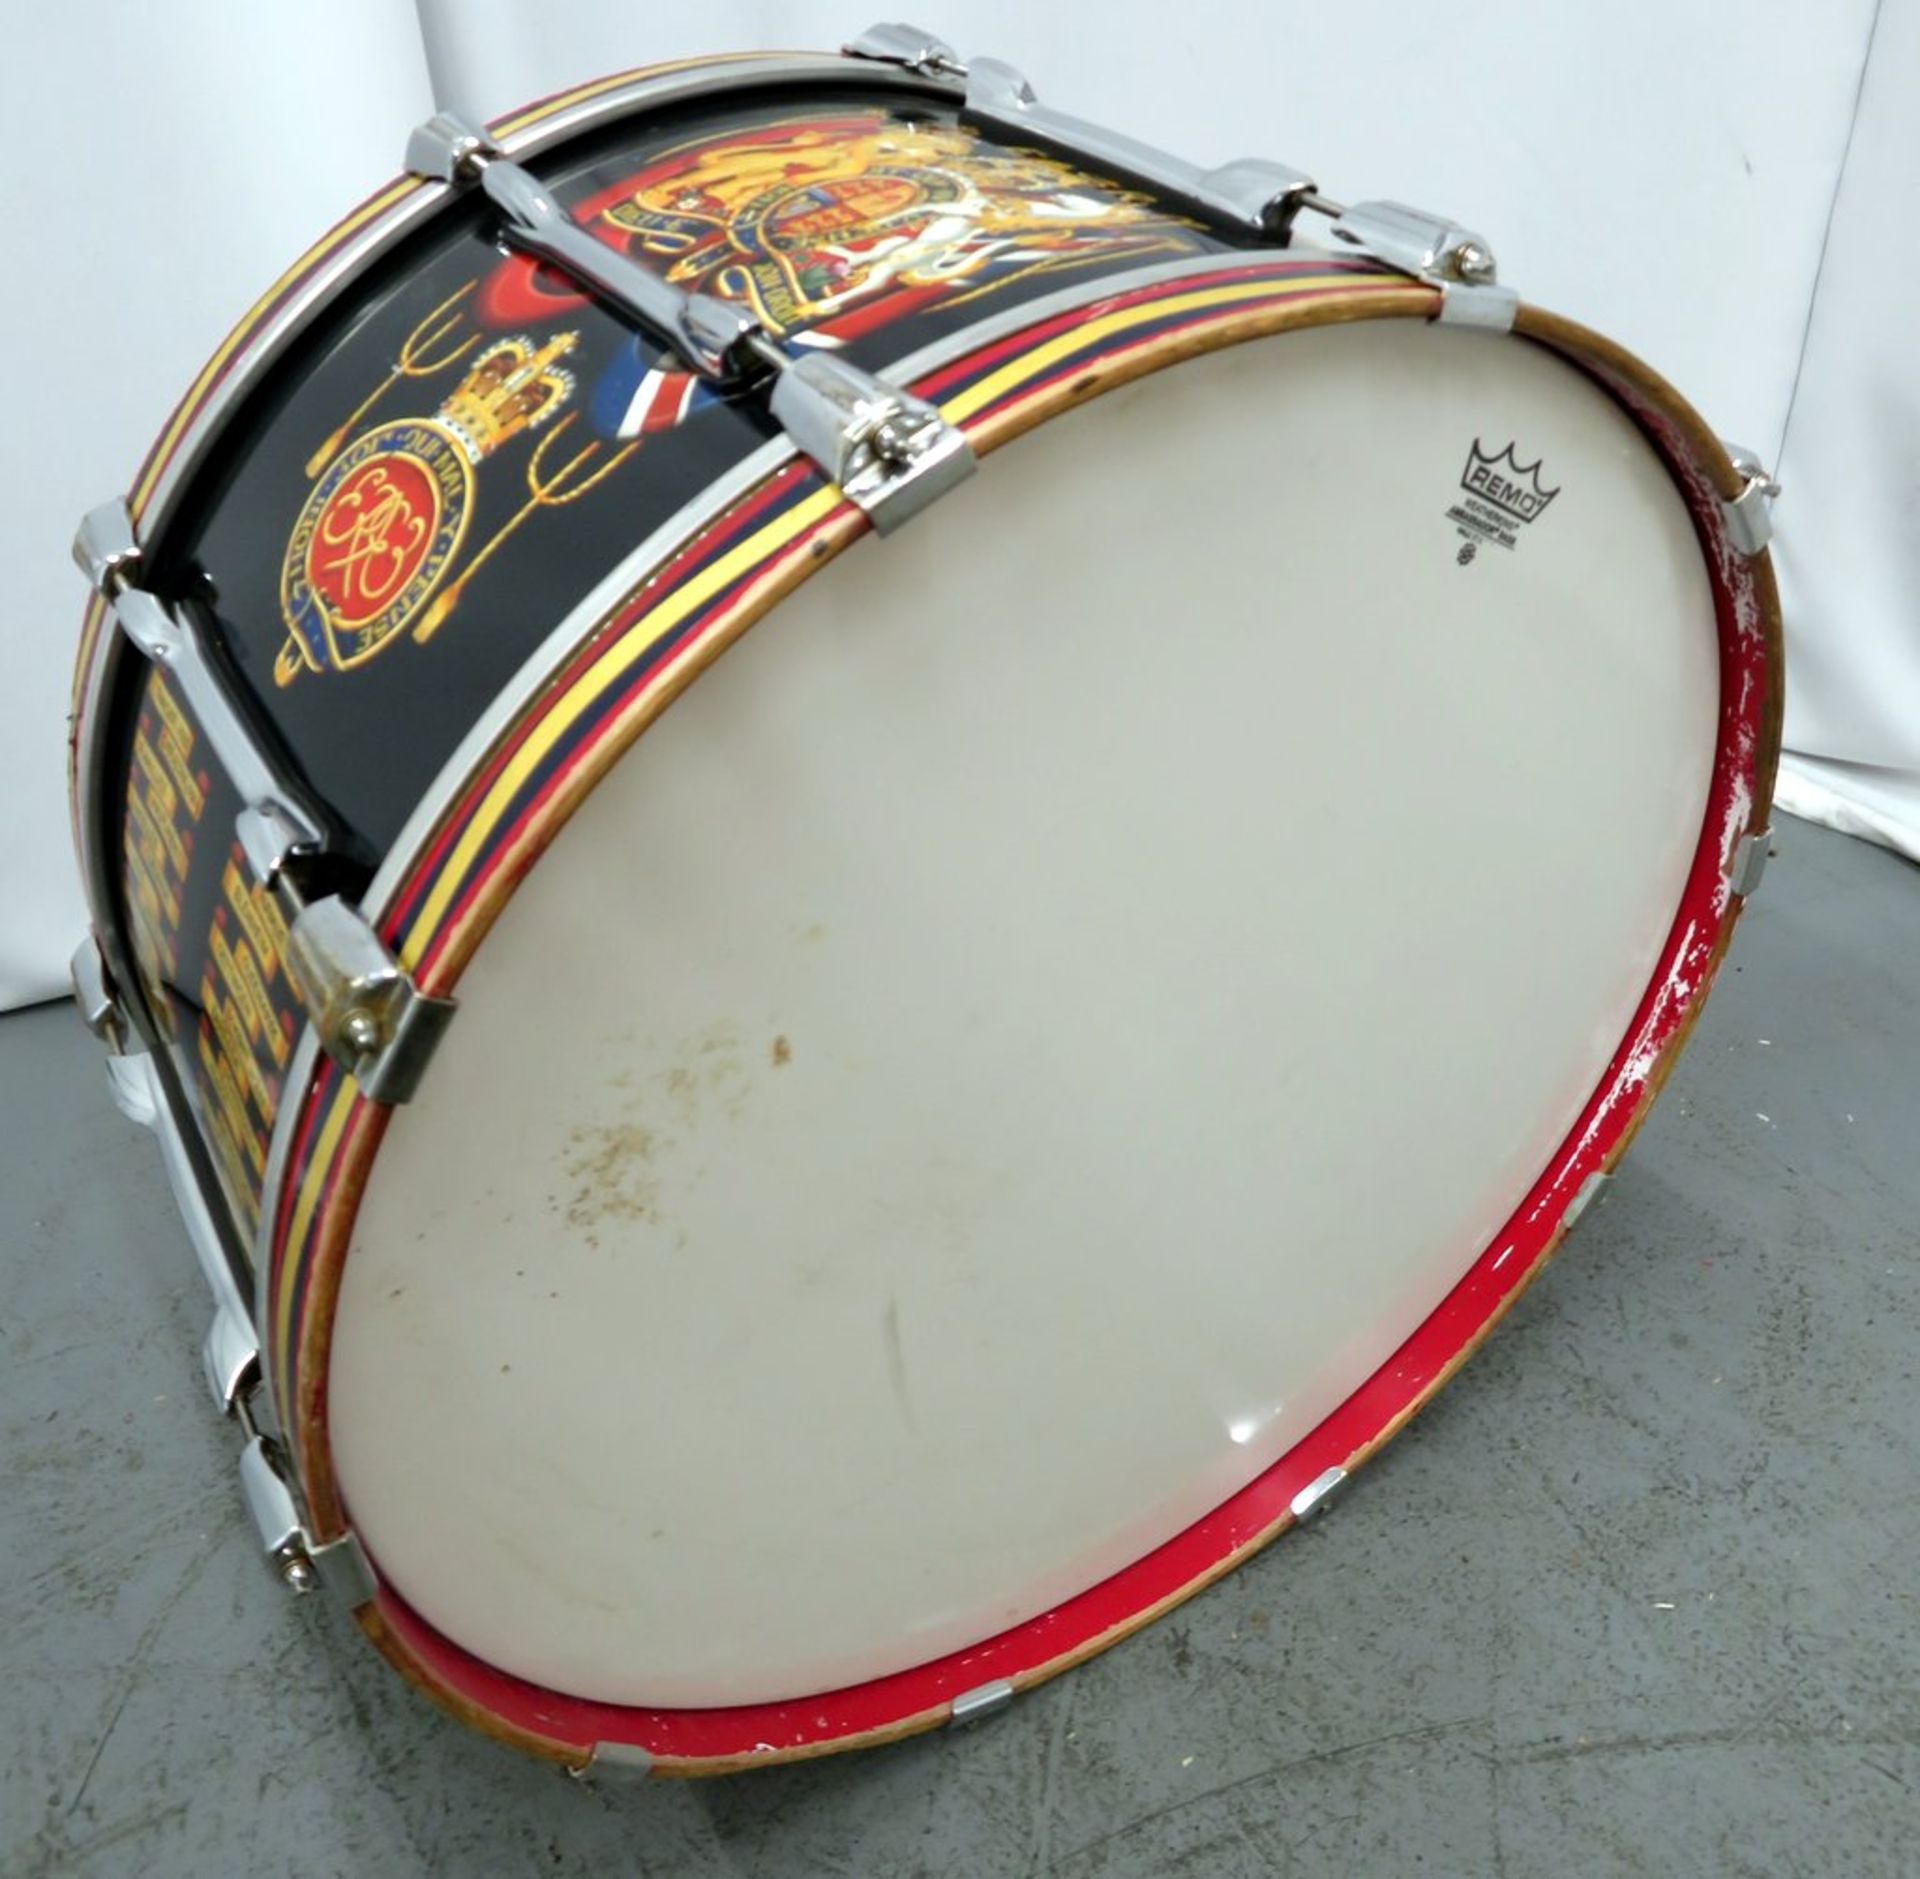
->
xmin=276 ymin=1080 xmax=358 ymax=1368
xmin=71 ymin=595 xmax=108 ymax=714
xmin=397 ymin=271 xmax=1374 ymax=973
xmin=941 ymin=272 xmax=1366 ymax=426
xmin=491 ymin=53 xmax=748 ymax=139
xmin=130 ymin=178 xmax=420 ymax=514
xmin=133 ymin=50 xmax=802 ymax=516
xmin=397 ymin=482 xmax=843 ymax=971
xmin=137 ymin=55 xmax=771 ymax=513
xmin=277 ymin=470 xmax=836 ymax=1368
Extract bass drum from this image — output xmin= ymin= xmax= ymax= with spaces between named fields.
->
xmin=69 ymin=34 xmax=1780 ymax=1771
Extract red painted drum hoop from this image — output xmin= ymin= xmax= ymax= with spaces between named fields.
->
xmin=261 ymin=280 xmax=1779 ymax=1771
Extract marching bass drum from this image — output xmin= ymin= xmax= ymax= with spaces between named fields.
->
xmin=68 ymin=29 xmax=1780 ymax=1771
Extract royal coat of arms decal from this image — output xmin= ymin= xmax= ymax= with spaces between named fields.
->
xmin=277 ymin=108 xmax=1205 ymax=682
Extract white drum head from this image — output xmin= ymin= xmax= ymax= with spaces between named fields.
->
xmin=328 ymin=318 xmax=1717 ymax=1706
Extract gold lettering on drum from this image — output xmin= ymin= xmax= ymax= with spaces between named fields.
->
xmin=194 ymin=851 xmax=300 ymax=1231
xmin=226 ymin=855 xmax=291 ymax=1002
xmin=121 ymin=670 xmax=301 ymax=1238
xmin=197 ymin=1029 xmax=260 ymax=1204
xmin=123 ymin=672 xmax=203 ymax=1040
xmin=146 ymin=676 xmax=207 ymax=818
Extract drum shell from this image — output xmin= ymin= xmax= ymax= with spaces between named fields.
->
xmin=80 ymin=71 xmax=1261 ymax=1259
xmin=68 ymin=50 xmax=1784 ymax=1773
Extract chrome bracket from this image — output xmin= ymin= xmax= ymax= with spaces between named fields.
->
xmin=203 ymin=1308 xmax=261 ymax=1416
xmin=949 ymin=1678 xmax=1015 ymax=1726
xmin=103 ymin=1047 xmax=262 ymax=1413
xmin=1327 ymin=201 xmax=1518 ymax=330
xmin=74 ymin=499 xmax=454 ymax=1106
xmin=960 ymin=57 xmax=1317 ymax=238
xmin=1561 ymin=1170 xmax=1612 ymax=1234
xmin=843 ymin=21 xmax=965 ymax=77
xmin=284 ymin=894 xmax=456 ymax=1104
xmin=72 ymin=497 xmax=145 ymax=593
xmin=402 ymin=109 xmax=490 ymax=183
xmin=1730 ymin=826 xmax=1774 ymax=898
xmin=73 ymin=498 xmax=326 ymax=883
xmin=70 ymin=931 xmax=130 ymax=1054
xmin=845 ymin=29 xmax=1319 ymax=236
xmin=572 ymin=1742 xmax=655 ymax=1782
xmin=1289 ymin=1465 xmax=1348 ymax=1521
xmin=102 ymin=1040 xmax=371 ymax=1603
xmin=769 ymin=352 xmax=976 ymax=533
xmin=1721 ymin=443 xmax=1779 ymax=556
xmin=407 ymin=112 xmax=975 ymax=529
xmin=234 ymin=1382 xmax=375 ymax=1606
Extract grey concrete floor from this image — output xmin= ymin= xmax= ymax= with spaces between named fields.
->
xmin=3 ymin=816 xmax=1916 ymax=1878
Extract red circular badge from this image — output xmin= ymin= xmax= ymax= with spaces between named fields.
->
xmin=305 ymin=454 xmax=443 ymax=629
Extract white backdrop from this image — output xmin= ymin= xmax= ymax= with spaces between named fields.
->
xmin=0 ymin=3 xmax=1902 ymax=1008
xmin=1771 ymin=0 xmax=1920 ymax=860
xmin=0 ymin=2 xmax=432 ymax=1007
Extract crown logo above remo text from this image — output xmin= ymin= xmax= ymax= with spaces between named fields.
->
xmin=1459 ymin=440 xmax=1560 ymax=523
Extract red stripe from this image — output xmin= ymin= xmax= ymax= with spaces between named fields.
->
xmin=131 ymin=177 xmax=417 ymax=515
xmin=912 ymin=260 xmax=1390 ymax=402
xmin=381 ymin=462 xmax=813 ymax=939
xmin=268 ymin=1068 xmax=339 ymax=1421
xmin=383 ymin=270 xmax=1371 ymax=941
xmin=414 ymin=504 xmax=846 ymax=981
xmin=940 ymin=282 xmax=1395 ymax=432
xmin=281 ymin=1086 xmax=380 ymax=1415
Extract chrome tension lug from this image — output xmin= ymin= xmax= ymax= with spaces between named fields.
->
xmin=234 ymin=1389 xmax=318 ymax=1595
xmin=769 ymin=354 xmax=975 ymax=534
xmin=404 ymin=110 xmax=493 ymax=184
xmin=1289 ymin=1466 xmax=1348 ymax=1521
xmin=965 ymin=55 xmax=1036 ymax=112
xmin=1328 ymin=201 xmax=1518 ymax=330
xmin=949 ymin=1679 xmax=1015 ymax=1726
xmin=72 ymin=496 xmax=329 ymax=887
xmin=572 ymin=1742 xmax=656 ymax=1783
xmin=1721 ymin=444 xmax=1779 ymax=557
xmin=103 ymin=583 xmax=184 ymax=662
xmin=1199 ymin=157 xmax=1323 ymax=239
xmin=202 ymin=1308 xmax=261 ymax=1415
xmin=843 ymin=22 xmax=966 ymax=77
xmin=1730 ymin=826 xmax=1774 ymax=898
xmin=676 ymin=290 xmax=765 ymax=380
xmin=73 ymin=496 xmax=143 ymax=596
xmin=69 ymin=932 xmax=130 ymax=1054
xmin=961 ymin=55 xmax=1315 ymax=239
xmin=1560 ymin=1170 xmax=1612 ymax=1234
xmin=236 ymin=802 xmax=319 ymax=886
xmin=233 ymin=1382 xmax=375 ymax=1606
xmin=285 ymin=895 xmax=456 ymax=1104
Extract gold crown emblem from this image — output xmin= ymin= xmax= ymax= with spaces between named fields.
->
xmin=437 ymin=332 xmax=578 ymax=463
